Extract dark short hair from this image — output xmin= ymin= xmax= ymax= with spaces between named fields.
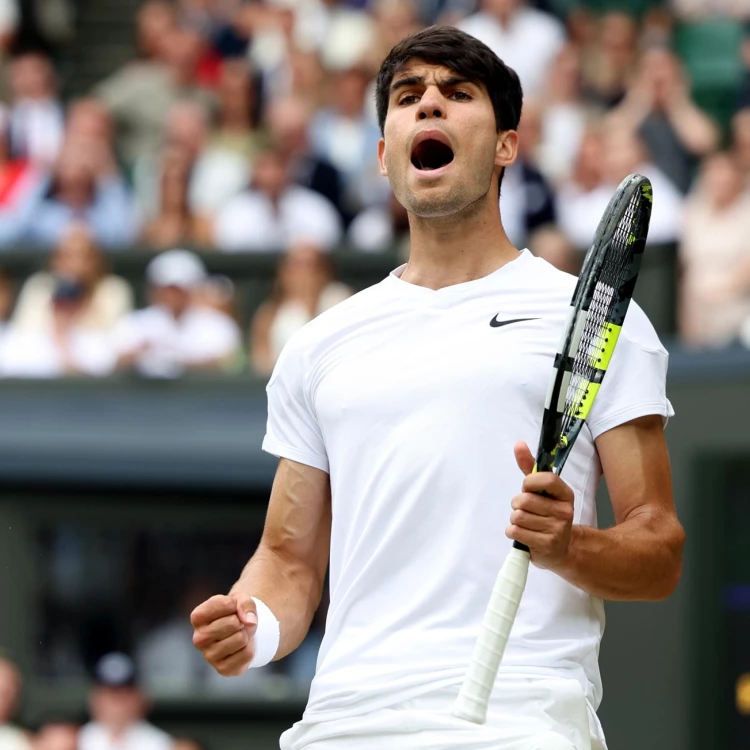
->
xmin=375 ymin=25 xmax=523 ymax=136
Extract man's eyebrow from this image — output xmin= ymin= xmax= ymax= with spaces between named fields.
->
xmin=390 ymin=75 xmax=475 ymax=94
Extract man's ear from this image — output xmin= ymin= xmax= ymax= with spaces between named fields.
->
xmin=378 ymin=138 xmax=388 ymax=177
xmin=494 ymin=130 xmax=519 ymax=170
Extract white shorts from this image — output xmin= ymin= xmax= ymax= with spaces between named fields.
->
xmin=280 ymin=676 xmax=607 ymax=750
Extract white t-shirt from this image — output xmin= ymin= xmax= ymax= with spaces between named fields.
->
xmin=114 ymin=305 xmax=241 ymax=378
xmin=262 ymin=250 xmax=673 ymax=732
xmin=213 ymin=186 xmax=342 ymax=253
xmin=79 ymin=720 xmax=172 ymax=750
xmin=458 ymin=9 xmax=566 ymax=97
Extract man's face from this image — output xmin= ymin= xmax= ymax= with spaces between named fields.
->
xmin=378 ymin=60 xmax=516 ymax=220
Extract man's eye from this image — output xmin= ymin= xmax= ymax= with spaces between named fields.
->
xmin=398 ymin=94 xmax=419 ymax=105
xmin=451 ymin=91 xmax=472 ymax=101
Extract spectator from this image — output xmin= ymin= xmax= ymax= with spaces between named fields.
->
xmin=528 ymin=226 xmax=578 ymax=275
xmin=22 ymin=138 xmax=137 ymax=248
xmin=7 ymin=51 xmax=64 ymax=165
xmin=679 ymin=152 xmax=750 ymax=347
xmin=2 ymin=224 xmax=129 ymax=377
xmin=0 ymin=656 xmax=32 ymax=750
xmin=284 ymin=47 xmax=327 ymax=111
xmin=367 ymin=0 xmax=422 ymax=73
xmin=33 ymin=722 xmax=78 ymax=750
xmin=0 ymin=0 xmax=18 ymax=101
xmin=609 ymin=46 xmax=719 ymax=193
xmin=213 ymin=148 xmax=342 ymax=252
xmin=535 ymin=44 xmax=594 ymax=185
xmin=266 ymin=95 xmax=345 ymax=220
xmin=132 ymin=0 xmax=177 ymax=62
xmin=96 ymin=27 xmax=215 ymax=165
xmin=11 ymin=222 xmax=132 ymax=333
xmin=499 ymin=104 xmax=556 ymax=248
xmin=114 ymin=249 xmax=242 ymax=378
xmin=133 ymin=100 xmax=248 ymax=238
xmin=731 ymin=107 xmax=750 ymax=184
xmin=556 ymin=124 xmax=683 ymax=248
xmin=140 ymin=144 xmax=210 ymax=249
xmin=134 ymin=578 xmax=217 ymax=694
xmin=0 ymin=103 xmax=46 ymax=248
xmin=194 ymin=274 xmax=237 ymax=319
xmin=210 ymin=58 xmax=268 ymax=160
xmin=457 ymin=0 xmax=566 ymax=98
xmin=64 ymin=98 xmax=115 ymax=152
xmin=79 ymin=653 xmax=172 ymax=750
xmin=250 ymin=242 xmax=351 ymax=375
xmin=0 ymin=266 xmax=13 ymax=336
xmin=347 ymin=191 xmax=410 ymax=255
xmin=90 ymin=0 xmax=178 ymax=164
xmin=580 ymin=12 xmax=638 ymax=109
xmin=309 ymin=65 xmax=385 ymax=214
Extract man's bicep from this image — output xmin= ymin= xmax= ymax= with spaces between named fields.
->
xmin=262 ymin=458 xmax=331 ymax=585
xmin=595 ymin=414 xmax=675 ymax=525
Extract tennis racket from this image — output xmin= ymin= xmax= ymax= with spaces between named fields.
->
xmin=452 ymin=173 xmax=654 ymax=725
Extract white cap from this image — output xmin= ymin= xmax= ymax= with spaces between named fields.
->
xmin=146 ymin=249 xmax=206 ymax=290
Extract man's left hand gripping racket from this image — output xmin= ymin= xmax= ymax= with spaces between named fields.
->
xmin=452 ymin=173 xmax=654 ymax=725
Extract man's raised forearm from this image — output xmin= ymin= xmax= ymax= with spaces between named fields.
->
xmin=554 ymin=512 xmax=685 ymax=601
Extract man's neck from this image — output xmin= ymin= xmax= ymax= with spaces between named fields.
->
xmin=401 ymin=204 xmax=519 ymax=290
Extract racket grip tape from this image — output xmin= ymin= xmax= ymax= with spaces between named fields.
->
xmin=452 ymin=546 xmax=531 ymax=724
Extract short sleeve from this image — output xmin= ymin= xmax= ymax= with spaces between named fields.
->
xmin=587 ymin=302 xmax=675 ymax=440
xmin=261 ymin=335 xmax=329 ymax=473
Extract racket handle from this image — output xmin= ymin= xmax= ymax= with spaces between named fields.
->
xmin=452 ymin=546 xmax=530 ymax=724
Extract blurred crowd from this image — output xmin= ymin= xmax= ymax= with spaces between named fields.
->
xmin=0 ymin=0 xmax=745 ymax=372
xmin=0 ymin=652 xmax=210 ymax=750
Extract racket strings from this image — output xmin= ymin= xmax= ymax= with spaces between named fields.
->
xmin=559 ymin=197 xmax=644 ymax=435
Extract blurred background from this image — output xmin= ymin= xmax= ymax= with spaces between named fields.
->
xmin=0 ymin=0 xmax=748 ymax=748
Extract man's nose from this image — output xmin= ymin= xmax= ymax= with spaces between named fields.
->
xmin=416 ymin=87 xmax=445 ymax=120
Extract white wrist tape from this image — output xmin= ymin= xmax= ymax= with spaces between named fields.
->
xmin=248 ymin=597 xmax=280 ymax=669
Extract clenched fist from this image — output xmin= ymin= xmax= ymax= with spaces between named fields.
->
xmin=506 ymin=440 xmax=575 ymax=570
xmin=191 ymin=591 xmax=258 ymax=676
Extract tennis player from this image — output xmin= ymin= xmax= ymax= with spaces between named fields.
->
xmin=191 ymin=26 xmax=685 ymax=750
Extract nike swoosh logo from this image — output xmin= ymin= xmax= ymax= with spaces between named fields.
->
xmin=489 ymin=316 xmax=539 ymax=328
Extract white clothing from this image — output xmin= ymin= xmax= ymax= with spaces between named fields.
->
xmin=114 ymin=305 xmax=241 ymax=378
xmin=679 ymin=190 xmax=750 ymax=346
xmin=9 ymin=99 xmax=65 ymax=165
xmin=556 ymin=165 xmax=684 ymax=249
xmin=213 ymin=187 xmax=342 ymax=253
xmin=282 ymin=681 xmax=598 ymax=750
xmin=0 ymin=725 xmax=32 ymax=750
xmin=0 ymin=328 xmax=116 ymax=377
xmin=263 ymin=250 xmax=673 ymax=745
xmin=79 ymin=720 xmax=172 ymax=750
xmin=0 ymin=0 xmax=18 ymax=35
xmin=458 ymin=9 xmax=566 ymax=97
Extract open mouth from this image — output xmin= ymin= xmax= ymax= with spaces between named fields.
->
xmin=411 ymin=139 xmax=455 ymax=171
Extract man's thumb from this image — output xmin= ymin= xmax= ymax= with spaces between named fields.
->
xmin=514 ymin=441 xmax=536 ymax=476
xmin=230 ymin=591 xmax=258 ymax=629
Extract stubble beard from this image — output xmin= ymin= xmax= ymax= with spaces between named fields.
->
xmin=389 ymin=154 xmax=496 ymax=222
